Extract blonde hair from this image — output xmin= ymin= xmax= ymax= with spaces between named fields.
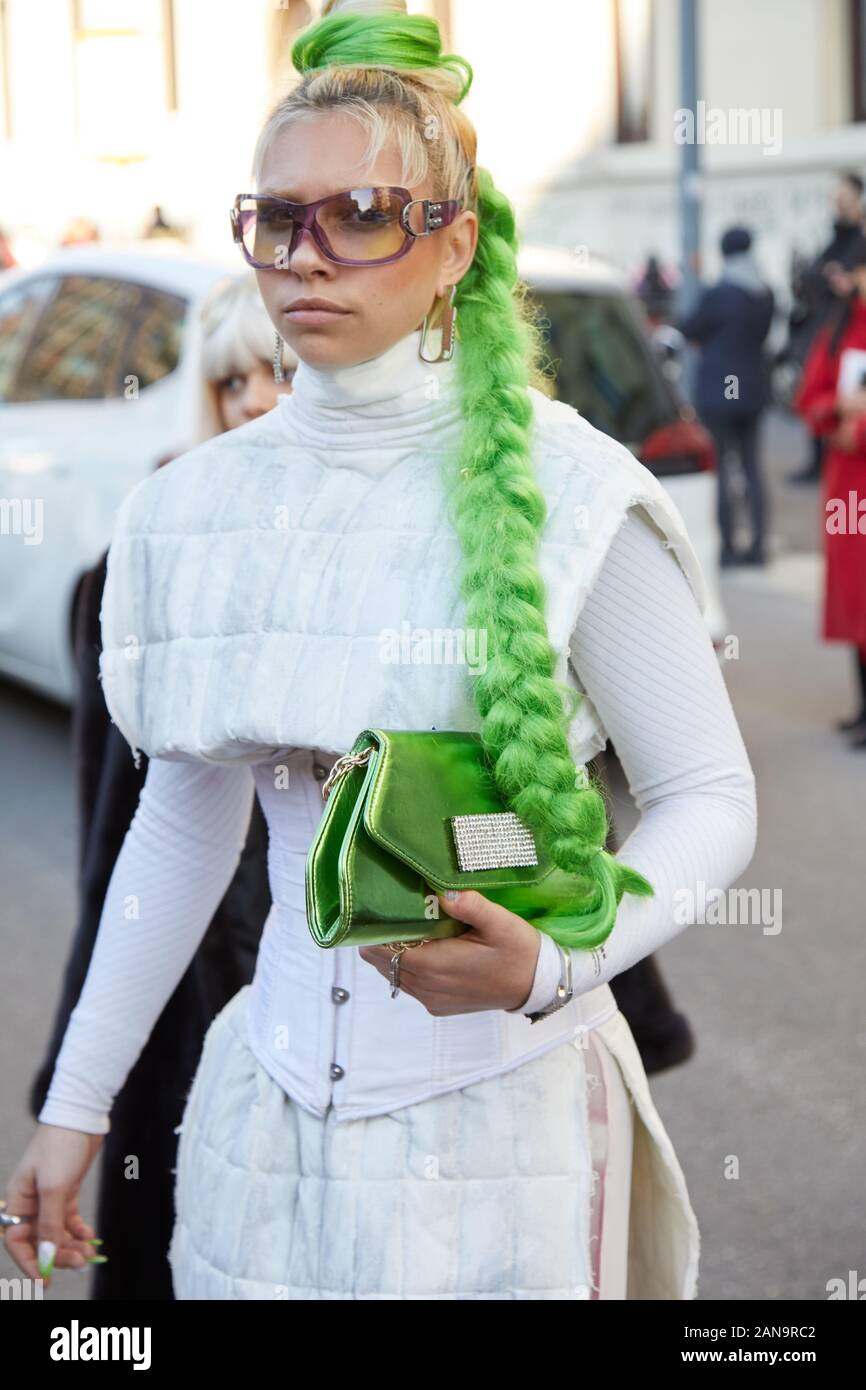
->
xmin=193 ymin=273 xmax=298 ymax=443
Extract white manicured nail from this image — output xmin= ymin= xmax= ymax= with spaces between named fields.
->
xmin=37 ymin=1240 xmax=56 ymax=1275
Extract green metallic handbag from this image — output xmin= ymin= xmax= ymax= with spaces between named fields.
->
xmin=304 ymin=727 xmax=597 ymax=949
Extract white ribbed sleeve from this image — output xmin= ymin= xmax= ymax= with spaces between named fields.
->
xmin=515 ymin=505 xmax=757 ymax=1015
xmin=37 ymin=759 xmax=256 ymax=1135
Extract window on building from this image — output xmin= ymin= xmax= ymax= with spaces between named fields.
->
xmin=614 ymin=0 xmax=654 ymax=143
xmin=0 ymin=0 xmax=10 ymax=139
xmin=71 ymin=0 xmax=177 ymax=156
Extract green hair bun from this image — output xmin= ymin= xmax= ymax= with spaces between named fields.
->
xmin=292 ymin=10 xmax=473 ymax=103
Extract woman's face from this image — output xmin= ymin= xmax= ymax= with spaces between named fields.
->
xmin=254 ymin=112 xmax=478 ymax=368
xmin=214 ymin=358 xmax=294 ymax=432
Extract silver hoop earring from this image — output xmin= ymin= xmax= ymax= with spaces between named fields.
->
xmin=273 ymin=330 xmax=285 ymax=383
xmin=418 ymin=285 xmax=457 ymax=363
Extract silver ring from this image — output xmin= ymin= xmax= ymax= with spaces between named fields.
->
xmin=386 ymin=939 xmax=430 ymax=999
xmin=1 ymin=1212 xmax=23 ymax=1229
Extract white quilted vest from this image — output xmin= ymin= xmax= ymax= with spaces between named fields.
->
xmin=99 ymin=325 xmax=708 ymax=766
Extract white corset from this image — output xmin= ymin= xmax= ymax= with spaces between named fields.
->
xmin=246 ymin=747 xmax=620 ymax=1121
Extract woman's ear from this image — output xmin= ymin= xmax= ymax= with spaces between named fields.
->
xmin=437 ymin=209 xmax=478 ymax=297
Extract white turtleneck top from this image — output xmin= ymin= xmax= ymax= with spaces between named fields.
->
xmin=38 ymin=329 xmax=757 ymax=1135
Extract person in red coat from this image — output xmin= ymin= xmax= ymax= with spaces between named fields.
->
xmin=795 ymin=234 xmax=866 ymax=747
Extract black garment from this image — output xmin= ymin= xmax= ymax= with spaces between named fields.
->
xmin=703 ymin=410 xmax=767 ymax=556
xmin=28 ymin=555 xmax=271 ymax=1300
xmin=593 ymin=747 xmax=696 ymax=1074
xmin=853 ymin=649 xmax=866 ymax=719
xmin=29 ymin=565 xmax=694 ymax=1299
xmin=678 ymin=281 xmax=775 ymax=418
xmin=786 ymin=218 xmax=866 ymax=372
xmin=800 ymin=219 xmax=865 ymax=323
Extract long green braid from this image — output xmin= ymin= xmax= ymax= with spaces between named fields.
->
xmin=289 ymin=2 xmax=655 ymax=949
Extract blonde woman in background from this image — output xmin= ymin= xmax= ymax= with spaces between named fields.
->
xmin=197 ymin=272 xmax=298 ymax=440
xmin=23 ymin=274 xmax=295 ymax=1300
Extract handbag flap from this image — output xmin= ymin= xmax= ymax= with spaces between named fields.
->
xmin=360 ymin=728 xmax=556 ymax=891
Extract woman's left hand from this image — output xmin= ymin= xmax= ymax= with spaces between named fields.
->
xmin=357 ymin=891 xmax=541 ymax=1015
xmin=829 ymin=416 xmax=862 ymax=451
xmin=836 ymin=386 xmax=866 ymax=418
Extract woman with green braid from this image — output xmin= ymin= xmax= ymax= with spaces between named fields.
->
xmin=6 ymin=0 xmax=756 ymax=1300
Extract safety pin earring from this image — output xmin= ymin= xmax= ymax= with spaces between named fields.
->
xmin=418 ymin=284 xmax=457 ymax=363
xmin=273 ymin=330 xmax=286 ymax=383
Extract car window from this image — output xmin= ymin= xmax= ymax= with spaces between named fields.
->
xmin=10 ymin=275 xmax=186 ymax=402
xmin=0 ymin=276 xmax=57 ymax=401
xmin=529 ymin=289 xmax=677 ymax=443
xmin=122 ymin=287 xmax=186 ymax=392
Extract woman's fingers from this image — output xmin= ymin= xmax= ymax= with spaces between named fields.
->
xmin=65 ymin=1197 xmax=97 ymax=1243
xmin=35 ymin=1182 xmax=73 ymax=1281
xmin=3 ymin=1169 xmax=40 ymax=1278
xmin=4 ymin=1220 xmax=40 ymax=1280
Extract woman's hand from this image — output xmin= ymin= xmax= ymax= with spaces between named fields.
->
xmin=358 ymin=890 xmax=542 ymax=1015
xmin=829 ymin=417 xmax=862 ymax=451
xmin=2 ymin=1124 xmax=105 ymax=1287
xmin=836 ymin=386 xmax=866 ymax=418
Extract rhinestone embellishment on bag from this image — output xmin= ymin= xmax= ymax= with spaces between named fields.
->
xmin=450 ymin=812 xmax=539 ymax=871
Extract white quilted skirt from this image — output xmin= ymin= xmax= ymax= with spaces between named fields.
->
xmin=168 ymin=985 xmax=699 ymax=1300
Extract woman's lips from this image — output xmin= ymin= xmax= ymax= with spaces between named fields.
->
xmin=284 ymin=305 xmax=350 ymax=324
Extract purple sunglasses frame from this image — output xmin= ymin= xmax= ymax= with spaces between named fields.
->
xmin=230 ymin=186 xmax=463 ymax=269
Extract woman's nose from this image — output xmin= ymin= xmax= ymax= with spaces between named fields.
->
xmin=286 ymin=222 xmax=333 ymax=275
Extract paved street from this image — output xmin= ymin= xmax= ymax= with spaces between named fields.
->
xmin=1 ymin=409 xmax=862 ymax=1301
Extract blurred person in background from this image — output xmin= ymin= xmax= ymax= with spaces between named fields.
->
xmin=679 ymin=226 xmax=775 ymax=568
xmin=60 ymin=217 xmax=100 ymax=247
xmin=787 ymin=171 xmax=865 ymax=484
xmin=0 ymin=224 xmax=16 ymax=269
xmin=143 ymin=204 xmax=183 ymax=242
xmin=27 ymin=274 xmax=297 ymax=1299
xmin=634 ymin=252 xmax=678 ymax=329
xmin=795 ymin=234 xmax=866 ymax=748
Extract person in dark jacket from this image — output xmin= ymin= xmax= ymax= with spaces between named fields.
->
xmin=679 ymin=225 xmax=775 ymax=567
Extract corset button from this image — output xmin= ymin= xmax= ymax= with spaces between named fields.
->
xmin=331 ymin=986 xmax=350 ymax=1004
xmin=312 ymin=758 xmax=329 ymax=781
xmin=329 ymin=1063 xmax=345 ymax=1081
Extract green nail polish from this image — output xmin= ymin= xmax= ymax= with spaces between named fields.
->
xmin=87 ymin=1237 xmax=104 ymax=1246
xmin=87 ymin=1254 xmax=109 ymax=1264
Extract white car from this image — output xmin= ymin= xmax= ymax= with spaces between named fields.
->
xmin=518 ymin=245 xmax=727 ymax=646
xmin=0 ymin=246 xmax=228 ymax=701
xmin=0 ymin=243 xmax=725 ymax=706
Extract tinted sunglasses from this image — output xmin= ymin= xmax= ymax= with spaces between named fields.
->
xmin=231 ymin=186 xmax=463 ymax=269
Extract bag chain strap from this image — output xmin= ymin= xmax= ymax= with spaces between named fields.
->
xmin=321 ymin=745 xmax=373 ymax=801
